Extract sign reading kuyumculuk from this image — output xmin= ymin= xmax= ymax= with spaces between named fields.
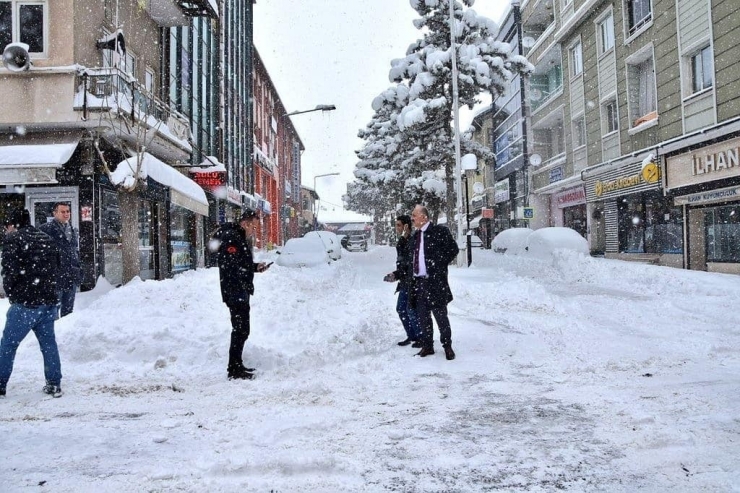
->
xmin=494 ymin=179 xmax=510 ymax=204
xmin=674 ymin=185 xmax=740 ymax=206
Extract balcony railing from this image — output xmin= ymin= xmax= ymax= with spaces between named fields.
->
xmin=75 ymin=67 xmax=190 ymax=145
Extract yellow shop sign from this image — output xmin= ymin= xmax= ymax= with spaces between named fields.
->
xmin=594 ymin=163 xmax=660 ymax=197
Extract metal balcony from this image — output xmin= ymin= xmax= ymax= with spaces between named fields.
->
xmin=146 ymin=0 xmax=217 ymax=27
xmin=75 ymin=67 xmax=191 ymax=154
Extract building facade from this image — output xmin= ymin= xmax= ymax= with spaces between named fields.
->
xmin=0 ymin=0 xmax=217 ymax=288
xmin=491 ymin=0 xmax=740 ymax=272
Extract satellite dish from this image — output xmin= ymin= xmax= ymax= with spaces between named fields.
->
xmin=2 ymin=43 xmax=31 ymax=72
xmin=522 ymin=36 xmax=536 ymax=49
xmin=473 ymin=182 xmax=485 ymax=195
xmin=529 ymin=154 xmax=542 ymax=167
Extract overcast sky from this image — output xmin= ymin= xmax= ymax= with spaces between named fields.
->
xmin=254 ymin=0 xmax=509 ymax=223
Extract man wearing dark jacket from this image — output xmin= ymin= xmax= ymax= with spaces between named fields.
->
xmin=0 ymin=209 xmax=62 ymax=397
xmin=384 ymin=214 xmax=420 ymax=346
xmin=211 ymin=210 xmax=270 ymax=380
xmin=410 ymin=205 xmax=459 ymax=360
xmin=39 ymin=202 xmax=82 ymax=318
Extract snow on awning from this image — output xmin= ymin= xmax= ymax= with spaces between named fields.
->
xmin=112 ymin=152 xmax=209 ymax=216
xmin=0 ymin=133 xmax=81 ymax=185
xmin=0 ymin=135 xmax=79 ymax=168
xmin=468 ymin=215 xmax=482 ymax=229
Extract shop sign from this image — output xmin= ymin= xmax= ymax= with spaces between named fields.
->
xmin=226 ymin=186 xmax=242 ymax=206
xmin=674 ymin=185 xmax=740 ymax=206
xmin=666 ymin=136 xmax=740 ymax=189
xmin=190 ymin=170 xmax=225 ymax=188
xmin=494 ymin=179 xmax=510 ymax=203
xmin=594 ymin=163 xmax=660 ymax=198
xmin=482 ymin=208 xmax=494 ymax=219
xmin=554 ymin=186 xmax=586 ymax=208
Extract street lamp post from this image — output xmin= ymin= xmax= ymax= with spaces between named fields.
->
xmin=281 ymin=103 xmax=336 ymax=237
xmin=313 ymin=172 xmax=340 ymax=230
xmin=463 ymin=173 xmax=472 ymax=267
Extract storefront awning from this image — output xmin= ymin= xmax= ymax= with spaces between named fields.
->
xmin=112 ymin=152 xmax=209 ymax=216
xmin=0 ymin=133 xmax=80 ymax=185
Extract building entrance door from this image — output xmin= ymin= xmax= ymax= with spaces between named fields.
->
xmin=25 ymin=187 xmax=79 ymax=230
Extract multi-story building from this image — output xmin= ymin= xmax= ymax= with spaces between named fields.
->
xmin=490 ymin=5 xmax=530 ymax=234
xmin=493 ymin=0 xmax=740 ymax=273
xmin=252 ymin=48 xmax=304 ymax=248
xmin=0 ymin=0 xmax=217 ymax=287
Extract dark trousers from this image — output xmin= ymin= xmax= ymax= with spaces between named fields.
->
xmin=56 ymin=286 xmax=77 ymax=318
xmin=413 ymin=278 xmax=452 ymax=349
xmin=227 ymin=301 xmax=251 ymax=371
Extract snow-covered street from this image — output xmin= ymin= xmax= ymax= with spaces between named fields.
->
xmin=1 ymin=248 xmax=738 ymax=492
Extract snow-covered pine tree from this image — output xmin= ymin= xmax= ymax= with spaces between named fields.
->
xmin=345 ymin=84 xmax=410 ymax=218
xmin=350 ymin=0 xmax=532 ymax=225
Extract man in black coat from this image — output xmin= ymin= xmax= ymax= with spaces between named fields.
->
xmin=39 ymin=202 xmax=82 ymax=318
xmin=410 ymin=204 xmax=459 ymax=360
xmin=211 ymin=210 xmax=270 ymax=380
xmin=0 ymin=209 xmax=63 ymax=397
xmin=384 ymin=214 xmax=420 ymax=346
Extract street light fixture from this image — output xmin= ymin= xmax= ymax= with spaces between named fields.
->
xmin=283 ymin=104 xmax=337 ymax=118
xmin=313 ymin=172 xmax=340 ymax=230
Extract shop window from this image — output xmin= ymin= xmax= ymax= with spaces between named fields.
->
xmin=170 ymin=204 xmax=193 ymax=273
xmin=705 ymin=205 xmax=740 ymax=262
xmin=0 ymin=1 xmax=45 ymax=54
xmin=618 ymin=194 xmax=683 ymax=254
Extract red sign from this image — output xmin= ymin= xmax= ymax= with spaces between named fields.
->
xmin=191 ymin=171 xmax=226 ymax=188
xmin=482 ymin=208 xmax=494 ymax=219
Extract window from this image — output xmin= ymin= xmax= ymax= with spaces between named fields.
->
xmin=619 ymin=194 xmax=683 ymax=254
xmin=598 ymin=13 xmax=614 ymax=55
xmin=626 ymin=0 xmax=652 ymax=35
xmin=603 ymin=99 xmax=619 ymax=134
xmin=706 ymin=205 xmax=740 ymax=262
xmin=0 ymin=0 xmax=46 ymax=54
xmin=627 ymin=54 xmax=657 ymax=126
xmin=572 ymin=116 xmax=586 ymax=148
xmin=691 ymin=45 xmax=713 ymax=93
xmin=569 ymin=41 xmax=582 ymax=77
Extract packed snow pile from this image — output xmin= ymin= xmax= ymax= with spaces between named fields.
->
xmin=1 ymin=247 xmax=738 ymax=492
xmin=525 ymin=227 xmax=590 ymax=258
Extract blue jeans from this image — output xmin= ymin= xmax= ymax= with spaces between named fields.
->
xmin=0 ymin=304 xmax=62 ymax=388
xmin=57 ymin=286 xmax=78 ymax=318
xmin=396 ymin=286 xmax=420 ymax=341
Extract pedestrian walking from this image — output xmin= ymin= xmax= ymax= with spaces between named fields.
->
xmin=0 ymin=209 xmax=63 ymax=398
xmin=383 ymin=214 xmax=421 ymax=347
xmin=410 ymin=204 xmax=459 ymax=360
xmin=211 ymin=210 xmax=271 ymax=380
xmin=39 ymin=202 xmax=82 ymax=318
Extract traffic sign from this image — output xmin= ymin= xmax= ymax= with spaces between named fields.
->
xmin=523 ymin=207 xmax=534 ymax=219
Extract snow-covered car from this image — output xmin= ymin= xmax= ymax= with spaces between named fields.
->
xmin=303 ymin=231 xmax=342 ymax=260
xmin=346 ymin=234 xmax=368 ymax=252
xmin=275 ymin=237 xmax=332 ymax=267
xmin=458 ymin=234 xmax=484 ymax=249
xmin=492 ymin=228 xmax=533 ymax=255
xmin=525 ymin=227 xmax=589 ymax=258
